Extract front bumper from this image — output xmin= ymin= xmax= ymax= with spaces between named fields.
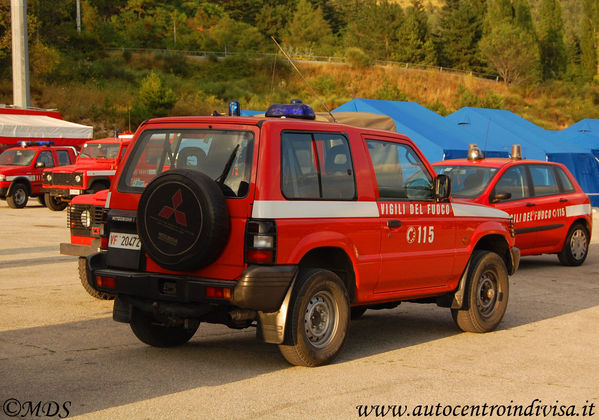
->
xmin=86 ymin=252 xmax=297 ymax=313
xmin=509 ymin=246 xmax=520 ymax=275
xmin=41 ymin=187 xmax=81 ymax=197
xmin=60 ymin=240 xmax=101 ymax=257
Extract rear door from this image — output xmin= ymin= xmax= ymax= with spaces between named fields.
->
xmin=491 ymin=165 xmax=538 ymax=251
xmin=527 ymin=164 xmax=567 ymax=249
xmin=365 ymin=137 xmax=456 ymax=294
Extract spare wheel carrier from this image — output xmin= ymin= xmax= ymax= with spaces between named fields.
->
xmin=137 ymin=169 xmax=230 ymax=271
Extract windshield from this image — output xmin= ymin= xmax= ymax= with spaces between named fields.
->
xmin=0 ymin=149 xmax=37 ymax=166
xmin=120 ymin=129 xmax=254 ymax=198
xmin=78 ymin=143 xmax=122 ymax=159
xmin=435 ymin=165 xmax=499 ymax=198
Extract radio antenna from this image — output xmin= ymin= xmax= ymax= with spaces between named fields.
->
xmin=271 ymin=36 xmax=337 ymax=123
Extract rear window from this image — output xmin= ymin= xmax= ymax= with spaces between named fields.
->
xmin=119 ymin=129 xmax=254 ymax=198
xmin=281 ymin=131 xmax=355 ymax=200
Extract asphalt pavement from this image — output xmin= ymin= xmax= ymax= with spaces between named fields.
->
xmin=0 ymin=201 xmax=598 ymax=419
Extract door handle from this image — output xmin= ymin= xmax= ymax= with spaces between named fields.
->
xmin=526 ymin=202 xmax=536 ymax=207
xmin=387 ymin=220 xmax=402 ymax=229
xmin=560 ymin=198 xmax=568 ymax=203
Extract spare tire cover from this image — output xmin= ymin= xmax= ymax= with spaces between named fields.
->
xmin=137 ymin=169 xmax=230 ymax=271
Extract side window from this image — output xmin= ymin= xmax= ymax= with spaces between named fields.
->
xmin=366 ymin=139 xmax=433 ymax=201
xmin=494 ymin=166 xmax=530 ymax=200
xmin=281 ymin=132 xmax=355 ymax=200
xmin=56 ymin=150 xmax=71 ymax=165
xmin=529 ymin=165 xmax=559 ymax=197
xmin=555 ymin=166 xmax=575 ymax=193
xmin=36 ymin=151 xmax=55 ymax=168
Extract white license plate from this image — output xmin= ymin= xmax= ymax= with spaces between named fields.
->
xmin=70 ymin=189 xmax=81 ymax=195
xmin=109 ymin=232 xmax=141 ymax=250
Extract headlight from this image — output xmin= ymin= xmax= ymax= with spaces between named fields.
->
xmin=0 ymin=174 xmax=5 ymax=182
xmin=46 ymin=173 xmax=52 ymax=182
xmin=80 ymin=209 xmax=92 ymax=228
xmin=75 ymin=175 xmax=81 ymax=183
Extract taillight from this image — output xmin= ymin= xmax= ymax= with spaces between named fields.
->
xmin=245 ymin=219 xmax=276 ymax=264
xmin=96 ymin=275 xmax=115 ymax=289
xmin=205 ymin=286 xmax=232 ymax=299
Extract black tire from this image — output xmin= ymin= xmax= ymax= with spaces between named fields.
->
xmin=137 ymin=169 xmax=230 ymax=271
xmin=451 ymin=250 xmax=509 ymax=333
xmin=45 ymin=192 xmax=68 ymax=211
xmin=78 ymin=257 xmax=115 ymax=300
xmin=278 ymin=268 xmax=350 ymax=367
xmin=88 ymin=181 xmax=109 ymax=194
xmin=350 ymin=306 xmax=367 ymax=320
xmin=130 ymin=309 xmax=199 ymax=347
xmin=6 ymin=182 xmax=28 ymax=208
xmin=558 ymin=223 xmax=589 ymax=266
xmin=37 ymin=195 xmax=46 ymax=207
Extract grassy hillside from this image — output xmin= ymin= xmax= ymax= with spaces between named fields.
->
xmin=0 ymin=52 xmax=597 ymax=137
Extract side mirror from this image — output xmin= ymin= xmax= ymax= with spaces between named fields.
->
xmin=35 ymin=162 xmax=45 ymax=168
xmin=491 ymin=191 xmax=512 ymax=203
xmin=434 ymin=174 xmax=451 ymax=201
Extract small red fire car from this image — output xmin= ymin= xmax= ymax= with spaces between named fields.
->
xmin=433 ymin=145 xmax=592 ymax=266
xmin=41 ymin=135 xmax=131 ymax=211
xmin=0 ymin=142 xmax=76 ymax=208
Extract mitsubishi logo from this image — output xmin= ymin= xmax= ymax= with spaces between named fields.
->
xmin=158 ymin=189 xmax=187 ymax=227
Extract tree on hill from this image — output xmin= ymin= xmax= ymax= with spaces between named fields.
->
xmin=282 ymin=0 xmax=333 ymax=54
xmin=480 ymin=0 xmax=540 ymax=85
xmin=394 ymin=0 xmax=437 ymax=65
xmin=537 ymin=0 xmax=567 ymax=79
xmin=436 ymin=0 xmax=487 ymax=72
xmin=580 ymin=0 xmax=599 ymax=80
xmin=344 ymin=0 xmax=404 ymax=60
xmin=130 ymin=71 xmax=178 ymax=126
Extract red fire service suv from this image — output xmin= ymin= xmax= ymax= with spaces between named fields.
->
xmin=41 ymin=135 xmax=131 ymax=211
xmin=61 ymin=189 xmax=113 ymax=299
xmin=85 ymin=103 xmax=520 ymax=366
xmin=0 ymin=142 xmax=76 ymax=208
xmin=434 ymin=145 xmax=592 ymax=266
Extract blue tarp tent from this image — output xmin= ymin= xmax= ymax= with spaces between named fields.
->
xmin=333 ymin=98 xmax=504 ymax=162
xmin=558 ymin=119 xmax=599 ymax=158
xmin=447 ymin=108 xmax=599 ymax=206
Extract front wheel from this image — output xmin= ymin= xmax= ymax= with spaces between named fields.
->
xmin=558 ymin=223 xmax=589 ymax=266
xmin=451 ymin=250 xmax=509 ymax=333
xmin=6 ymin=183 xmax=28 ymax=208
xmin=45 ymin=193 xmax=68 ymax=211
xmin=278 ymin=268 xmax=350 ymax=367
xmin=130 ymin=309 xmax=199 ymax=347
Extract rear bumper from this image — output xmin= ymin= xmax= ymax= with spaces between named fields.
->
xmin=86 ymin=252 xmax=297 ymax=313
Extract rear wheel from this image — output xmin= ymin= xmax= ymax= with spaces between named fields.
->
xmin=278 ymin=268 xmax=350 ymax=366
xmin=558 ymin=223 xmax=589 ymax=266
xmin=130 ymin=309 xmax=199 ymax=347
xmin=451 ymin=251 xmax=509 ymax=333
xmin=78 ymin=257 xmax=114 ymax=300
xmin=45 ymin=192 xmax=68 ymax=211
xmin=6 ymin=183 xmax=28 ymax=208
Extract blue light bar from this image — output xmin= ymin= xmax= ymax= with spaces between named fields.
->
xmin=36 ymin=141 xmax=55 ymax=146
xmin=229 ymin=101 xmax=241 ymax=116
xmin=265 ymin=103 xmax=315 ymax=120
